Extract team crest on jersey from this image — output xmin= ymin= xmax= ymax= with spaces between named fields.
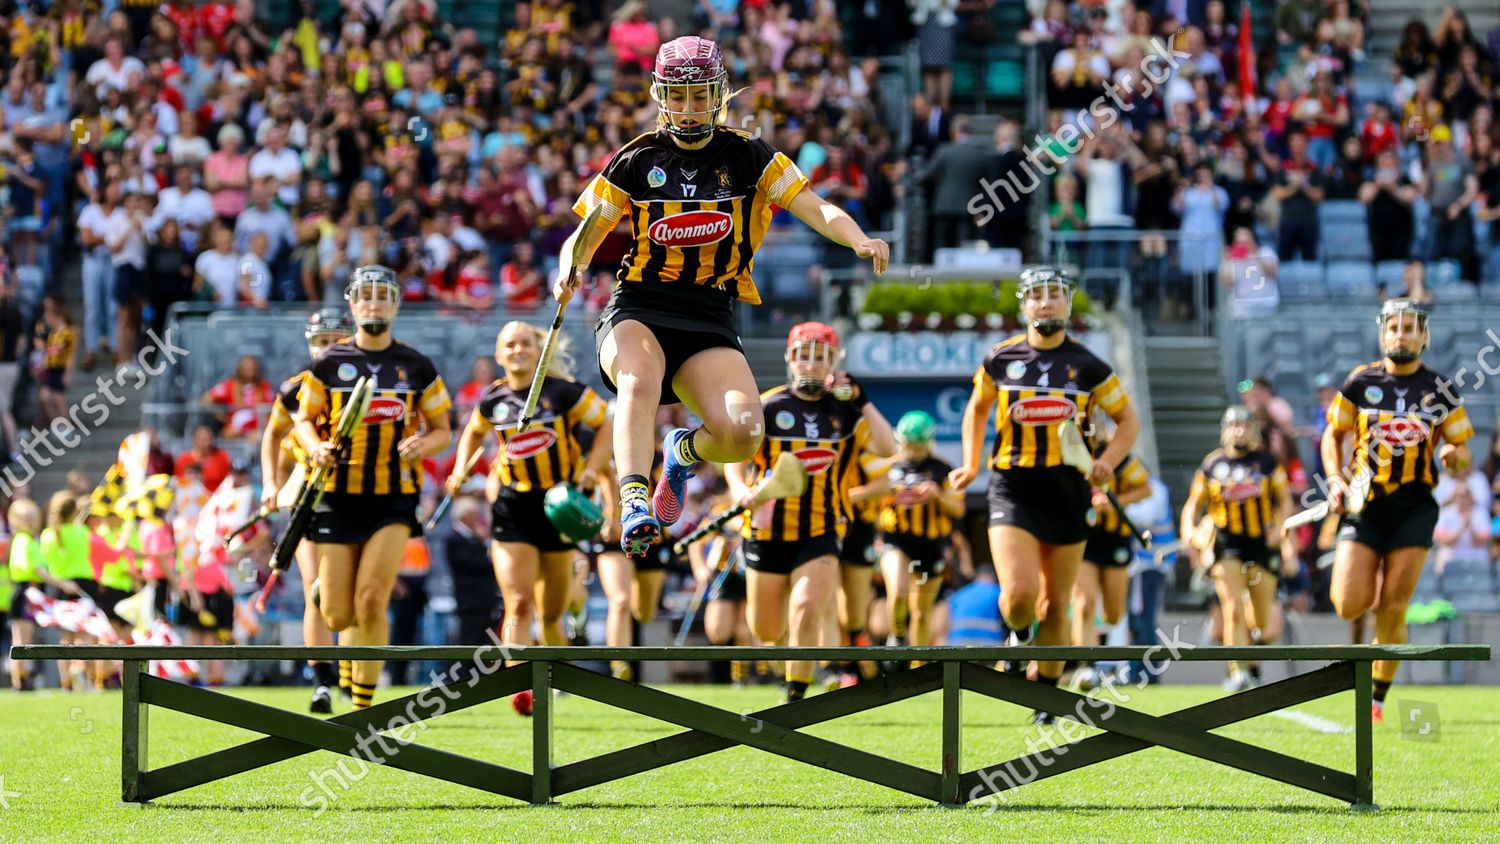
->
xmin=1212 ymin=462 xmax=1230 ymax=480
xmin=337 ymin=363 xmax=357 ymax=382
xmin=493 ymin=403 xmax=510 ymax=423
xmin=396 ymin=367 xmax=407 ymax=382
xmin=1364 ymin=386 xmax=1384 ymax=404
xmin=505 ymin=429 xmax=557 ymax=459
xmin=362 ymin=397 xmax=406 ymax=424
xmin=647 ymin=166 xmax=667 ymax=188
xmin=1009 ymin=396 xmax=1076 ymax=425
xmin=776 ymin=411 xmax=795 ymax=429
xmin=1006 ymin=361 xmax=1026 ymax=380
xmin=648 ymin=210 xmax=733 ymax=247
xmin=716 ymin=167 xmax=731 ymax=188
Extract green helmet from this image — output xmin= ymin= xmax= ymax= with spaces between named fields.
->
xmin=544 ymin=483 xmax=605 ymax=543
xmin=896 ymin=411 xmax=937 ymax=445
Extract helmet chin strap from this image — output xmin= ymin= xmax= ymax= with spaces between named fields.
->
xmin=1032 ymin=318 xmax=1066 ymax=337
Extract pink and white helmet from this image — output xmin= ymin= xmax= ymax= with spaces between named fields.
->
xmin=651 ymin=36 xmax=729 ymax=141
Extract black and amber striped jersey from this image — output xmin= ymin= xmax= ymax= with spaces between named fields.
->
xmin=1326 ymin=361 xmax=1474 ymax=499
xmin=1189 ymin=449 xmax=1287 ymax=540
xmin=741 ymin=386 xmax=868 ymax=542
xmin=847 ymin=448 xmax=894 ymax=526
xmin=469 ymin=376 xmax=608 ymax=493
xmin=572 ymin=128 xmax=810 ymax=308
xmin=297 ymin=340 xmax=451 ymax=496
xmin=1092 ymin=448 xmax=1150 ymax=538
xmin=271 ymin=371 xmax=310 ymax=466
xmin=975 ymin=335 xmax=1130 ymax=470
xmin=878 ymin=456 xmax=957 ymax=540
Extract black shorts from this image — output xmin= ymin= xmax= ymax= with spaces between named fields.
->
xmin=1336 ymin=483 xmax=1440 ymax=556
xmin=98 ymin=586 xmax=132 ymax=624
xmin=1084 ymin=532 xmax=1134 ymax=568
xmin=987 ymin=466 xmax=1093 ymax=545
xmin=41 ymin=368 xmax=65 ymax=391
xmin=1214 ymin=531 xmax=1277 ymax=573
xmin=708 ymin=552 xmax=747 ymax=603
xmin=882 ymin=533 xmax=949 ymax=576
xmin=311 ymin=492 xmax=421 ymax=545
xmin=742 ymin=534 xmax=840 ymax=576
xmin=594 ymin=283 xmax=742 ymax=406
xmin=491 ymin=488 xmax=573 ymax=552
xmin=112 ymin=263 xmax=142 ymax=304
xmin=52 ymin=578 xmax=100 ymax=602
xmin=186 ymin=589 xmax=235 ymax=633
xmin=839 ymin=519 xmax=878 ymax=566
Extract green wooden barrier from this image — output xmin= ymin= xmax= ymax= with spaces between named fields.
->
xmin=12 ymin=645 xmax=1490 ymax=810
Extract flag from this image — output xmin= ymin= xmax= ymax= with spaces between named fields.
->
xmin=118 ymin=432 xmax=152 ymax=491
xmin=134 ymin=618 xmax=199 ymax=680
xmin=1237 ymin=1 xmax=1256 ymax=108
xmin=24 ymin=587 xmax=119 ymax=643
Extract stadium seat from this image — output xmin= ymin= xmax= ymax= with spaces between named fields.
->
xmin=1321 ymin=223 xmax=1372 ymax=261
xmin=1374 ymin=260 xmax=1408 ymax=290
xmin=1319 ymin=200 xmax=1367 ymax=226
xmin=1434 ymin=282 xmax=1479 ymax=302
xmin=1279 ymin=261 xmax=1326 ymax=298
xmin=1325 ymin=261 xmax=1377 ymax=297
xmin=1427 ymin=259 xmax=1463 ymax=287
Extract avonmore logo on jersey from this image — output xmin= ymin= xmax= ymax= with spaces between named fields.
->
xmin=1009 ymin=396 xmax=1077 ymax=426
xmin=1371 ymin=417 xmax=1430 ymax=449
xmin=648 ymin=211 xmax=733 ymax=247
xmin=362 ymin=397 xmax=406 ymax=425
xmin=505 ymin=429 xmax=557 ymax=460
xmin=793 ymin=447 xmax=837 ymax=475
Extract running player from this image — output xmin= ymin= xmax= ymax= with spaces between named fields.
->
xmin=850 ymin=412 xmax=963 ymax=654
xmin=261 ymin=307 xmax=353 ymax=713
xmin=726 ymin=322 xmax=895 ymax=701
xmin=554 ymin=35 xmax=890 ymax=559
xmin=1180 ymin=407 xmax=1296 ymax=690
xmin=1323 ymin=299 xmax=1472 ymax=723
xmin=1070 ymin=423 xmax=1151 ymax=689
xmin=293 ymin=266 xmax=453 ymax=710
xmin=446 ymin=321 xmax=610 ymax=713
xmin=949 ymin=266 xmax=1140 ymax=722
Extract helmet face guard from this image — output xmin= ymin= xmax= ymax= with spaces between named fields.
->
xmin=1377 ymin=298 xmax=1428 ymax=364
xmin=1220 ymin=406 xmax=1261 ymax=452
xmin=345 ymin=265 xmax=401 ymax=335
xmin=652 ymin=37 xmax=729 ymax=142
xmin=1017 ymin=266 xmax=1074 ymax=337
xmin=785 ymin=322 xmax=842 ymax=397
xmin=306 ymin=307 xmax=353 ymax=356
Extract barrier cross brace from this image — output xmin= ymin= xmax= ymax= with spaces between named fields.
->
xmin=13 ymin=645 xmax=1489 ymax=810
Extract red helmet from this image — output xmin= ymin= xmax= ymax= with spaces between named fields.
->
xmin=787 ymin=322 xmax=841 ymax=350
xmin=651 ymin=36 xmax=729 ymax=141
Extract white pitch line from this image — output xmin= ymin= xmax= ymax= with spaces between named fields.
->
xmin=1272 ymin=709 xmax=1352 ymax=734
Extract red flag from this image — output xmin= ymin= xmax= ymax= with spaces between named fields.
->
xmin=1238 ymin=1 xmax=1257 ymax=108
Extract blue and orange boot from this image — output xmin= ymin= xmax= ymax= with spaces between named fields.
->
xmin=654 ymin=427 xmax=698 ymax=526
xmin=620 ymin=498 xmax=661 ymax=558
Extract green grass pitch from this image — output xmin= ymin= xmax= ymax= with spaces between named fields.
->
xmin=1 ymin=682 xmax=1496 ymax=841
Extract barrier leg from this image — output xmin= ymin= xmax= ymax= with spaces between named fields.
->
xmin=121 ymin=660 xmax=150 ymax=804
xmin=531 ymin=661 xmax=554 ymax=805
xmin=1352 ymin=661 xmax=1378 ymax=811
xmin=940 ymin=661 xmax=963 ymax=807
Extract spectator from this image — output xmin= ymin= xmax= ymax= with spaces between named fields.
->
xmin=912 ymin=0 xmax=958 ymax=110
xmin=445 ymin=496 xmax=498 ymax=683
xmin=0 ymin=282 xmax=22 ymax=460
xmin=238 ymin=231 xmax=273 ymax=310
xmin=907 ymin=93 xmax=951 ymax=159
xmin=1435 ymin=463 xmax=1493 ymax=513
xmin=194 ymin=223 xmax=241 ymax=307
xmin=1272 ymin=130 xmax=1325 ymax=262
xmin=1219 ymin=226 xmax=1279 ymax=317
xmin=1433 ymin=485 xmax=1492 ymax=573
xmin=105 ymin=188 xmax=150 ymax=367
xmin=1360 ymin=102 xmax=1401 ymax=163
xmin=945 ymin=564 xmax=1004 ymax=646
xmin=143 ymin=219 xmax=194 ymax=340
xmin=1327 ymin=137 xmax=1367 ymax=200
xmin=1395 ymin=20 xmax=1438 ymax=79
xmin=387 ymin=537 xmax=431 ymax=685
xmin=84 ymin=37 xmax=147 ymax=98
xmin=173 ymin=424 xmax=232 ymax=492
xmin=4 ymin=144 xmax=46 ymax=269
xmin=1175 ymin=161 xmax=1228 ymax=277
xmin=1440 ymin=43 xmax=1491 ymax=136
xmin=152 ymin=164 xmax=216 ymax=252
xmin=810 ymin=146 xmax=868 ymax=226
xmin=203 ymin=124 xmax=251 ymax=225
xmin=1360 ymin=149 xmax=1417 ymax=263
xmin=607 ymin=0 xmax=661 ymax=73
xmin=1049 ymin=173 xmax=1086 ymax=233
xmin=454 ymin=355 xmax=497 ymax=423
xmin=233 ymin=180 xmax=295 ymax=264
xmin=1050 ymin=27 xmax=1109 ymax=112
xmin=499 ymin=241 xmax=544 ymax=311
xmin=76 ymin=180 xmax=120 ymax=371
xmin=199 ymin=355 xmax=273 ymax=441
xmin=454 ymin=250 xmax=493 ymax=311
xmin=37 ymin=305 xmax=75 ymax=428
xmin=1422 ymin=124 xmax=1479 ymax=280
xmin=1383 ymin=260 xmax=1436 ymax=307
xmin=920 ymin=116 xmax=992 ymax=255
